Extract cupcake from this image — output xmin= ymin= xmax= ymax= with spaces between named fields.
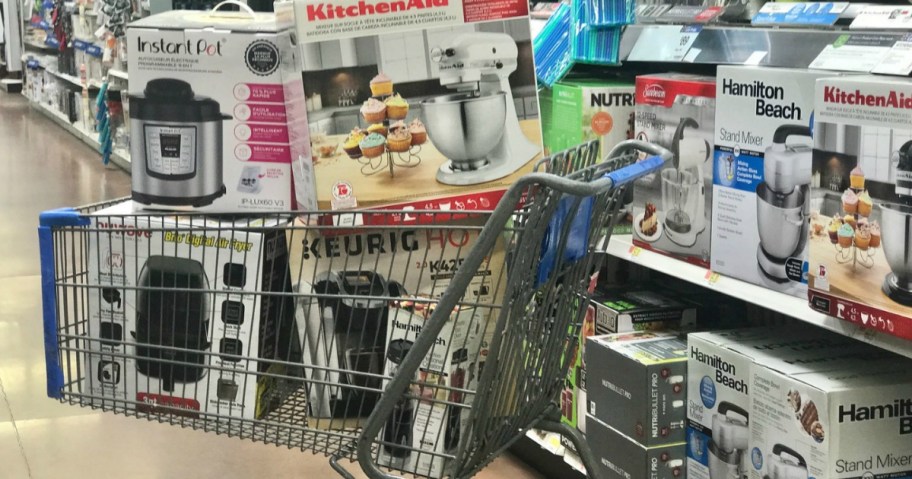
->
xmin=842 ymin=189 xmax=858 ymax=214
xmin=850 ymin=165 xmax=865 ymax=189
xmin=389 ymin=120 xmax=407 ymax=134
xmin=855 ymin=228 xmax=871 ymax=250
xmin=838 ymin=224 xmax=854 ymax=248
xmin=843 ymin=214 xmax=856 ymax=229
xmin=858 ymin=191 xmax=873 ymax=217
xmin=370 ymin=73 xmax=393 ymax=97
xmin=361 ymin=98 xmax=387 ymax=123
xmin=387 ymin=127 xmax=412 ymax=153
xmin=342 ymin=129 xmax=365 ymax=159
xmin=367 ymin=123 xmax=388 ymax=137
xmin=359 ymin=133 xmax=386 ymax=158
xmin=870 ymin=221 xmax=882 ymax=247
xmin=827 ymin=218 xmax=841 ymax=244
xmin=385 ymin=93 xmax=410 ymax=120
xmin=409 ymin=118 xmax=427 ymax=145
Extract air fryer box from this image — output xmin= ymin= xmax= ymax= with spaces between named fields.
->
xmin=808 ymin=74 xmax=912 ymax=341
xmin=83 ymin=200 xmax=300 ymax=420
xmin=633 ymin=73 xmax=716 ymax=267
xmin=292 ymin=0 xmax=543 ymax=223
xmin=126 ymin=3 xmax=317 ymax=212
xmin=375 ymin=304 xmax=481 ymax=478
xmin=586 ymin=331 xmax=687 ymax=447
xmin=749 ymin=356 xmax=912 ymax=479
xmin=587 ymin=414 xmax=686 ymax=479
xmin=712 ymin=67 xmax=839 ymax=297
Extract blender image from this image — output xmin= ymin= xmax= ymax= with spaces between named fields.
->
xmin=882 ymin=140 xmax=912 ymax=304
xmin=663 ymin=117 xmax=710 ymax=247
xmin=756 ymin=125 xmax=812 ymax=285
xmin=708 ymin=402 xmax=749 ymax=479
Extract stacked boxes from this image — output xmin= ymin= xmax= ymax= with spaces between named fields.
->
xmin=587 ymin=415 xmax=685 ymax=479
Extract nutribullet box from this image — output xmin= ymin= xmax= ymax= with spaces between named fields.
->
xmin=587 ymin=414 xmax=685 ymax=479
xmin=586 ymin=331 xmax=688 ymax=447
xmin=543 ymin=78 xmax=636 ymax=160
xmin=83 ymin=200 xmax=302 ymax=421
xmin=633 ymin=73 xmax=716 ymax=267
xmin=711 ymin=67 xmax=840 ymax=297
xmin=126 ymin=3 xmax=316 ymax=212
xmin=291 ymin=0 xmax=543 ymax=224
xmin=808 ymin=75 xmax=912 ymax=341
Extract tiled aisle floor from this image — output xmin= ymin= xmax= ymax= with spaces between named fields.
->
xmin=0 ymin=91 xmax=543 ymax=478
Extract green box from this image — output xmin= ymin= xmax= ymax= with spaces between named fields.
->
xmin=542 ymin=79 xmax=636 ymax=160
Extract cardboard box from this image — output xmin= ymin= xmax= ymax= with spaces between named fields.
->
xmin=126 ymin=4 xmax=316 ymax=212
xmin=712 ymin=67 xmax=840 ymax=297
xmin=586 ymin=331 xmax=687 ymax=447
xmin=291 ymin=0 xmax=543 ymax=222
xmin=749 ymin=358 xmax=912 ymax=479
xmin=587 ymin=414 xmax=686 ymax=479
xmin=633 ymin=73 xmax=716 ymax=267
xmin=84 ymin=201 xmax=300 ymax=420
xmin=808 ymin=74 xmax=912 ymax=341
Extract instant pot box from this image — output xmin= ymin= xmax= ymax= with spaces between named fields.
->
xmin=712 ymin=67 xmax=837 ymax=297
xmin=127 ymin=3 xmax=317 ymax=212
xmin=587 ymin=415 xmax=685 ymax=479
xmin=292 ymin=0 xmax=543 ymax=223
xmin=749 ymin=358 xmax=912 ymax=479
xmin=633 ymin=73 xmax=716 ymax=267
xmin=586 ymin=331 xmax=687 ymax=447
xmin=83 ymin=201 xmax=301 ymax=420
xmin=808 ymin=75 xmax=912 ymax=341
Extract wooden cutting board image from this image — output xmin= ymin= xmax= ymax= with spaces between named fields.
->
xmin=309 ymin=120 xmax=543 ymax=209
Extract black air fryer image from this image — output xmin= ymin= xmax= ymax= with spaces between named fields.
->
xmin=98 ymin=360 xmax=121 ymax=385
xmin=217 ymin=377 xmax=239 ymax=402
xmin=100 ymin=322 xmax=124 ymax=347
xmin=101 ymin=288 xmax=122 ymax=309
xmin=384 ymin=339 xmax=415 ymax=460
xmin=132 ymin=256 xmax=211 ymax=392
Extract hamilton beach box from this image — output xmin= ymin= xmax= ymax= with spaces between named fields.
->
xmin=127 ymin=2 xmax=317 ymax=212
xmin=291 ymin=0 xmax=543 ymax=224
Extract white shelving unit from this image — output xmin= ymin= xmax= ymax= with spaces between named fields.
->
xmin=107 ymin=68 xmax=128 ymax=80
xmin=602 ymin=234 xmax=912 ymax=359
xmin=29 ymin=100 xmax=130 ymax=170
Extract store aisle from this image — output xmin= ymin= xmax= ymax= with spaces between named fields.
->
xmin=0 ymin=91 xmax=542 ymax=478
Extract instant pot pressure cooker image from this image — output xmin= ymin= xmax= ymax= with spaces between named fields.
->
xmin=132 ymin=256 xmax=211 ymax=392
xmin=130 ymin=79 xmax=229 ymax=207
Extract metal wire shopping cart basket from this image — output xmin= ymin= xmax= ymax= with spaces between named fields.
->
xmin=37 ymin=139 xmax=671 ymax=479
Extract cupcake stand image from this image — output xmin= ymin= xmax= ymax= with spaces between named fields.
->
xmin=825 ymin=168 xmax=880 ymax=270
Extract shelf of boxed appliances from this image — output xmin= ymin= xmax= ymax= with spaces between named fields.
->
xmin=601 ymin=234 xmax=912 ymax=360
xmin=617 ymin=24 xmax=909 ymax=70
xmin=26 ymin=56 xmax=104 ymax=89
xmin=28 ymin=100 xmax=130 ymax=170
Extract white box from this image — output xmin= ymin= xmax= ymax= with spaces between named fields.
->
xmin=749 ymin=359 xmax=912 ymax=479
xmin=127 ymin=3 xmax=316 ymax=212
xmin=633 ymin=73 xmax=716 ymax=267
xmin=84 ymin=200 xmax=299 ymax=420
xmin=712 ymin=67 xmax=840 ymax=297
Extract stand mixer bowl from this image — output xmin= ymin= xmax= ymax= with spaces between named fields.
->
xmin=661 ymin=169 xmax=700 ymax=234
xmin=880 ymin=202 xmax=912 ymax=298
xmin=757 ymin=183 xmax=807 ymax=259
xmin=421 ymin=92 xmax=507 ymax=169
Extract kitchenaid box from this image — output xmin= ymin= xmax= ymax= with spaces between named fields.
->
xmin=749 ymin=358 xmax=912 ymax=479
xmin=587 ymin=415 xmax=686 ymax=479
xmin=83 ymin=201 xmax=301 ymax=420
xmin=633 ymin=73 xmax=716 ymax=267
xmin=127 ymin=3 xmax=317 ymax=212
xmin=292 ymin=0 xmax=543 ymax=222
xmin=808 ymin=75 xmax=912 ymax=341
xmin=711 ymin=67 xmax=836 ymax=298
xmin=376 ymin=303 xmax=482 ymax=478
xmin=586 ymin=331 xmax=687 ymax=447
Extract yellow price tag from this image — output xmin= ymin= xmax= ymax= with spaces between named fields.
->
xmin=629 ymin=246 xmax=642 ymax=257
xmin=705 ymin=271 xmax=721 ymax=285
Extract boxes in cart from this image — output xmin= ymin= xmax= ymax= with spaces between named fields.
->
xmin=587 ymin=414 xmax=686 ymax=479
xmin=84 ymin=200 xmax=301 ymax=420
xmin=291 ymin=0 xmax=543 ymax=220
xmin=808 ymin=74 xmax=912 ymax=341
xmin=126 ymin=3 xmax=317 ymax=212
xmin=633 ymin=73 xmax=716 ymax=267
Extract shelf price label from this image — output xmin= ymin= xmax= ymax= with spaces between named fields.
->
xmin=44 ymin=36 xmax=60 ymax=49
xmin=628 ymin=25 xmax=702 ymax=62
xmin=704 ymin=270 xmax=721 ymax=285
xmin=628 ymin=245 xmax=643 ymax=258
xmin=73 ymin=39 xmax=88 ymax=51
xmin=86 ymin=45 xmax=103 ymax=58
xmin=872 ymin=34 xmax=912 ymax=75
xmin=752 ymin=2 xmax=848 ymax=26
xmin=850 ymin=6 xmax=912 ymax=30
xmin=810 ymin=34 xmax=897 ymax=72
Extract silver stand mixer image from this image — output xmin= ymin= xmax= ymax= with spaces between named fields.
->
xmin=882 ymin=140 xmax=912 ymax=305
xmin=708 ymin=402 xmax=749 ymax=479
xmin=421 ymin=32 xmax=541 ymax=186
xmin=757 ymin=125 xmax=812 ymax=283
xmin=663 ymin=117 xmax=709 ymax=247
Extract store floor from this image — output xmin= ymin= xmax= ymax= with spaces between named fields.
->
xmin=0 ymin=91 xmax=543 ymax=478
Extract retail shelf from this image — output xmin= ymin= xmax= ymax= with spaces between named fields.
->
xmin=28 ymin=100 xmax=130 ymax=171
xmin=24 ymin=39 xmax=57 ymax=53
xmin=48 ymin=68 xmax=102 ymax=89
xmin=618 ymin=24 xmax=908 ymax=70
xmin=602 ymin=234 xmax=912 ymax=359
xmin=107 ymin=68 xmax=128 ymax=80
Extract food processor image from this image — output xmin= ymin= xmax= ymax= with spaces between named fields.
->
xmin=756 ymin=125 xmax=812 ymax=284
xmin=421 ymin=32 xmax=541 ymax=186
xmin=764 ymin=444 xmax=808 ymax=479
xmin=130 ymin=78 xmax=230 ymax=207
xmin=663 ymin=117 xmax=710 ymax=247
xmin=708 ymin=402 xmax=749 ymax=479
xmin=882 ymin=140 xmax=912 ymax=305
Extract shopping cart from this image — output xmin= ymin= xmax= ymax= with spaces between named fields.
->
xmin=37 ymin=139 xmax=671 ymax=479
